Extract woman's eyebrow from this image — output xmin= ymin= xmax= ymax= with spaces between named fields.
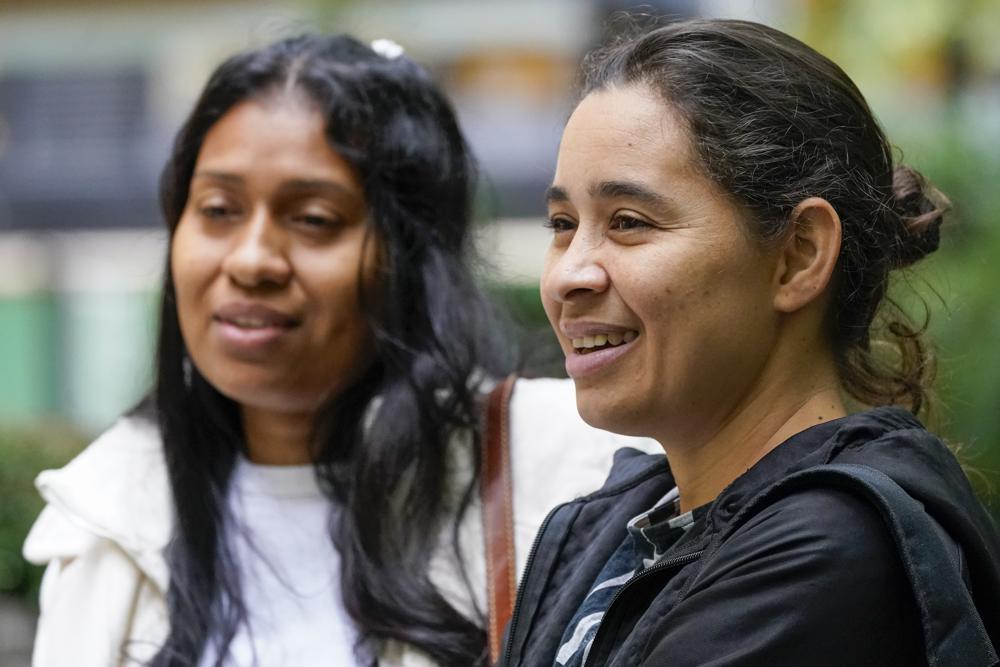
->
xmin=545 ymin=181 xmax=677 ymax=218
xmin=545 ymin=185 xmax=570 ymax=204
xmin=278 ymin=179 xmax=354 ymax=197
xmin=191 ymin=170 xmax=242 ymax=184
xmin=190 ymin=173 xmax=358 ymax=203
xmin=592 ymin=180 xmax=677 ymax=216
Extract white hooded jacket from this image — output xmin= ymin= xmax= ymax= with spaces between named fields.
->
xmin=23 ymin=378 xmax=659 ymax=666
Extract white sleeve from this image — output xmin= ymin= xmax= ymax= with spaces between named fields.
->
xmin=508 ymin=377 xmax=660 ymax=579
xmin=26 ymin=513 xmax=163 ymax=667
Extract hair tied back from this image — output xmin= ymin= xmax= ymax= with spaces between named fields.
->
xmin=891 ymin=164 xmax=949 ymax=268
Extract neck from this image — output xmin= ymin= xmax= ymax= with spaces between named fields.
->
xmin=658 ymin=363 xmax=846 ymax=514
xmin=241 ymin=405 xmax=315 ymax=465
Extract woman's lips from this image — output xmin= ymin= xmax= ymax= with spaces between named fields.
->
xmin=212 ymin=302 xmax=300 ymax=359
xmin=214 ymin=302 xmax=299 ymax=327
xmin=560 ymin=323 xmax=640 ymax=379
xmin=564 ymin=338 xmax=637 ymax=378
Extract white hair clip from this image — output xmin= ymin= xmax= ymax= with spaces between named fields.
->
xmin=370 ymin=38 xmax=404 ymax=60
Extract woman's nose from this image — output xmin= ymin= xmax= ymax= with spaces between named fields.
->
xmin=542 ymin=233 xmax=611 ymax=304
xmin=221 ymin=210 xmax=291 ymax=289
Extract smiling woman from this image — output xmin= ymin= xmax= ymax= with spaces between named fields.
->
xmin=500 ymin=18 xmax=1000 ymax=667
xmin=21 ymin=34 xmax=657 ymax=667
xmin=542 ymin=89 xmax=782 ymax=445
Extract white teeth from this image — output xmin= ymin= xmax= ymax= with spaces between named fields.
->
xmin=570 ymin=330 xmax=639 ymax=350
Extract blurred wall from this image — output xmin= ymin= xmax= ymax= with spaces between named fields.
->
xmin=0 ymin=0 xmax=998 ymax=459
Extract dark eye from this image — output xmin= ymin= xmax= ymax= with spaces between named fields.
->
xmin=200 ymin=204 xmax=236 ymax=220
xmin=292 ymin=213 xmax=339 ymax=229
xmin=544 ymin=216 xmax=576 ymax=233
xmin=610 ymin=213 xmax=651 ymax=231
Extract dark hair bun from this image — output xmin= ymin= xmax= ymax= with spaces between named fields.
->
xmin=891 ymin=164 xmax=949 ymax=267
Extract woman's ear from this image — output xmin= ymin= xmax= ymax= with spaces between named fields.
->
xmin=772 ymin=197 xmax=842 ymax=313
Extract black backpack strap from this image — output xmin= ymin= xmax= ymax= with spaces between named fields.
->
xmin=745 ymin=463 xmax=997 ymax=667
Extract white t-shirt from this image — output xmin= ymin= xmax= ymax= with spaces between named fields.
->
xmin=199 ymin=458 xmax=364 ymax=666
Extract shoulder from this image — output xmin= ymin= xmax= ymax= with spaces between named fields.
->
xmin=509 ymin=377 xmax=660 ymax=456
xmin=707 ymin=486 xmax=907 ymax=600
xmin=508 ymin=377 xmax=659 ymax=484
xmin=24 ymin=417 xmax=171 ymax=666
xmin=649 ymin=487 xmax=922 ymax=665
xmin=29 ymin=534 xmax=167 ymax=667
xmin=23 ymin=415 xmax=171 ymax=570
xmin=507 ymin=378 xmax=661 ymax=566
xmin=739 ymin=485 xmax=890 ymax=547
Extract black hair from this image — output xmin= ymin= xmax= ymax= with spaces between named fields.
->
xmin=149 ymin=34 xmax=509 ymax=666
xmin=581 ymin=18 xmax=949 ymax=414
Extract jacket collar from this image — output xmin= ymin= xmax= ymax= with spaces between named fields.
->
xmin=586 ymin=445 xmax=673 ymax=498
xmin=590 ymin=407 xmax=928 ymax=533
xmin=704 ymin=406 xmax=924 ymax=529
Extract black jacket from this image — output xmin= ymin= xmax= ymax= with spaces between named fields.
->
xmin=499 ymin=408 xmax=1000 ymax=666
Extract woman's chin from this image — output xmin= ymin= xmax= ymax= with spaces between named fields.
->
xmin=209 ymin=377 xmax=325 ymax=417
xmin=573 ymin=390 xmax=650 ymax=439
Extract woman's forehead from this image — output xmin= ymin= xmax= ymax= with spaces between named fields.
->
xmin=553 ymin=86 xmax=702 ymax=199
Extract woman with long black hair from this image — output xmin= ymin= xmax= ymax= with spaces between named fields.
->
xmin=23 ymin=35 xmax=653 ymax=666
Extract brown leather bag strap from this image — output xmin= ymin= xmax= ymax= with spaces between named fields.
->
xmin=481 ymin=373 xmax=518 ymax=664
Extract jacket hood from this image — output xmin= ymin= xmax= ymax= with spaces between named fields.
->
xmin=22 ymin=416 xmax=172 ymax=591
xmin=711 ymin=408 xmax=997 ymax=544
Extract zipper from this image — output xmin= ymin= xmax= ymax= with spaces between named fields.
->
xmin=499 ymin=456 xmax=673 ymax=665
xmin=498 ymin=501 xmax=565 ymax=666
xmin=582 ymin=549 xmax=704 ymax=667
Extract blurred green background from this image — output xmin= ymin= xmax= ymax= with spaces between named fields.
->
xmin=1 ymin=0 xmax=998 ymax=660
